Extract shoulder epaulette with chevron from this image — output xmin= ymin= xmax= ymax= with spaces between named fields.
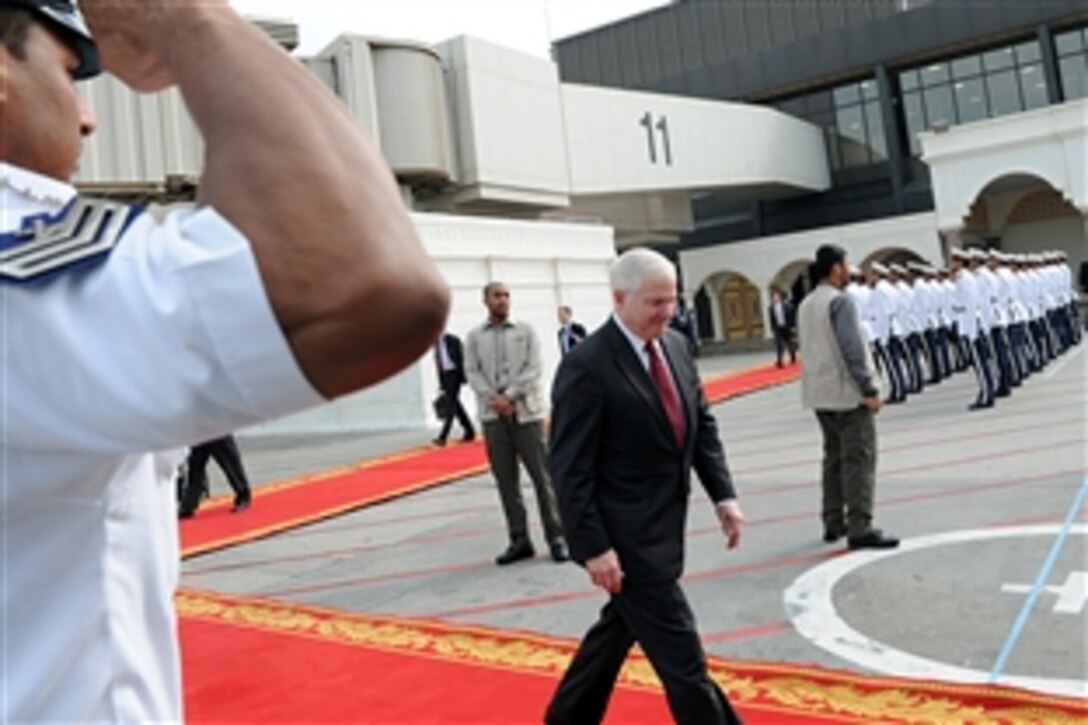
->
xmin=0 ymin=196 xmax=141 ymax=284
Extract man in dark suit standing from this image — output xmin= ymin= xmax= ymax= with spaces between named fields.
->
xmin=557 ymin=305 xmax=587 ymax=357
xmin=433 ymin=332 xmax=476 ymax=446
xmin=769 ymin=288 xmax=797 ymax=367
xmin=545 ymin=248 xmax=745 ymax=725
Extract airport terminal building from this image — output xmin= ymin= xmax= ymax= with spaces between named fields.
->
xmin=71 ymin=2 xmax=1086 ymax=432
xmin=555 ymin=0 xmax=1088 ymax=342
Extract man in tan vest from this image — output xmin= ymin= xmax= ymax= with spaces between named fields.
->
xmin=798 ymin=245 xmax=899 ymax=550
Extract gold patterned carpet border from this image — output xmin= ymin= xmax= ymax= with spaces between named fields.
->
xmin=177 ymin=589 xmax=1086 ymax=724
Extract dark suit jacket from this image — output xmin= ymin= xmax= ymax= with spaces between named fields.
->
xmin=768 ymin=300 xmax=796 ymax=333
xmin=437 ymin=333 xmax=467 ymax=387
xmin=549 ymin=319 xmax=736 ymax=584
xmin=558 ymin=322 xmax=588 ymax=354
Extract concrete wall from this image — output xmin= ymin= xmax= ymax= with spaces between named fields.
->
xmin=680 ymin=212 xmax=943 ymax=339
xmin=247 ymin=213 xmax=616 ymax=436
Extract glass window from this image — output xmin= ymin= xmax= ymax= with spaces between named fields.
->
xmin=951 ymin=55 xmax=982 ymax=79
xmin=860 ymin=79 xmax=880 ymax=101
xmin=983 ymin=47 xmax=1015 ymax=72
xmin=836 ymin=104 xmax=869 ymax=166
xmin=824 ymin=126 xmax=842 ymax=171
xmin=1014 ymin=40 xmax=1041 ymax=64
xmin=953 ymin=77 xmax=987 ymax=123
xmin=923 ymin=84 xmax=956 ymax=127
xmin=902 ymin=91 xmax=925 ymax=156
xmin=1060 ymin=54 xmax=1087 ymax=100
xmin=864 ymin=103 xmax=887 ymax=160
xmin=833 ymin=84 xmax=861 ymax=105
xmin=920 ymin=62 xmax=949 ymax=86
xmin=1018 ymin=64 xmax=1049 ymax=109
xmin=1055 ymin=29 xmax=1084 ymax=55
xmin=900 ymin=69 xmax=920 ymax=91
xmin=986 ymin=69 xmax=1022 ymax=116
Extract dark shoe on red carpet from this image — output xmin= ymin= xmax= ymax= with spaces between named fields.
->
xmin=232 ymin=498 xmax=251 ymax=514
xmin=496 ymin=540 xmax=535 ymax=565
xmin=848 ymin=530 xmax=899 ymax=550
xmin=432 ymin=436 xmax=447 ymax=447
xmin=549 ymin=541 xmax=570 ymax=562
xmin=178 ymin=509 xmax=195 ymax=520
xmin=461 ymin=433 xmax=476 ymax=443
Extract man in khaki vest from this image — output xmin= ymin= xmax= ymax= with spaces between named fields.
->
xmin=798 ymin=245 xmax=899 ymax=550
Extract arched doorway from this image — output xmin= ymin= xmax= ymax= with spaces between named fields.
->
xmin=702 ymin=271 xmax=764 ymax=342
xmin=959 ymin=173 xmax=1085 ymax=272
xmin=862 ymin=247 xmax=930 ymax=269
xmin=771 ymin=259 xmax=812 ymax=305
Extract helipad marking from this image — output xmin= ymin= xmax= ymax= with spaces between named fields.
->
xmin=1001 ymin=571 xmax=1088 ymax=615
xmin=784 ymin=524 xmax=1088 ymax=699
xmin=990 ymin=476 xmax=1088 ymax=683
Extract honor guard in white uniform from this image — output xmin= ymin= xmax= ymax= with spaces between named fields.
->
xmin=890 ymin=263 xmax=926 ymax=393
xmin=980 ymin=250 xmax=1014 ymax=397
xmin=938 ymin=267 xmax=967 ymax=371
xmin=0 ymin=2 xmax=449 ymax=721
xmin=951 ymin=249 xmax=995 ymax=410
xmin=993 ymin=252 xmax=1029 ymax=385
xmin=868 ymin=262 xmax=908 ymax=403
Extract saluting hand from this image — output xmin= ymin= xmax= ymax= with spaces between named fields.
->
xmin=585 ymin=549 xmax=624 ymax=594
xmin=716 ymin=499 xmax=744 ymax=550
xmin=82 ymin=0 xmax=229 ymax=92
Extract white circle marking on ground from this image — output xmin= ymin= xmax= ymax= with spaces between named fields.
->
xmin=783 ymin=524 xmax=1088 ymax=698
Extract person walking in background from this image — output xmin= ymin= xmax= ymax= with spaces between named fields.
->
xmin=768 ymin=287 xmax=798 ymax=367
xmin=465 ymin=283 xmax=569 ymax=565
xmin=178 ymin=435 xmax=252 ymax=518
xmin=557 ymin=305 xmax=588 ymax=357
xmin=433 ymin=331 xmax=476 ymax=446
xmin=669 ymin=296 xmax=700 ymax=354
xmin=798 ymin=245 xmax=898 ymax=551
xmin=546 ymin=248 xmax=745 ymax=725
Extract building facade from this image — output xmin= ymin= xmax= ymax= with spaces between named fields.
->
xmin=556 ymin=0 xmax=1088 ymax=342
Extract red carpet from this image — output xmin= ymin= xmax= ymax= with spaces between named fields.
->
xmin=180 ymin=363 xmax=800 ymax=559
xmin=179 ymin=590 xmax=1086 ymax=724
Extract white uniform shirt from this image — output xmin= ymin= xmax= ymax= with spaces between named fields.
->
xmin=845 ymin=282 xmax=875 ymax=343
xmin=952 ymin=269 xmax=981 ymax=339
xmin=1 ymin=164 xmax=323 ymax=721
xmin=894 ymin=280 xmax=919 ymax=334
xmin=979 ymin=264 xmax=1000 ymax=326
xmin=869 ymin=280 xmax=896 ymax=342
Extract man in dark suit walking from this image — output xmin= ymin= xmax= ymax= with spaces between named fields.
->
xmin=557 ymin=305 xmax=587 ymax=356
xmin=769 ymin=288 xmax=797 ymax=367
xmin=545 ymin=248 xmax=745 ymax=725
xmin=433 ymin=332 xmax=476 ymax=446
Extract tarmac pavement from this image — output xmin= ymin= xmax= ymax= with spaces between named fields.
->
xmin=182 ymin=346 xmax=1087 ymax=698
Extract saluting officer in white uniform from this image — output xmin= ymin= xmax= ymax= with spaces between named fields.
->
xmin=0 ymin=2 xmax=450 ymax=721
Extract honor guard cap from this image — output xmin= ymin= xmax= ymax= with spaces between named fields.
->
xmin=1 ymin=0 xmax=99 ymax=78
xmin=871 ymin=261 xmax=889 ymax=276
xmin=950 ymin=248 xmax=968 ymax=260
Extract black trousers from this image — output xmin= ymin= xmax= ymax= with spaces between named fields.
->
xmin=437 ymin=373 xmax=475 ymax=441
xmin=546 ymin=581 xmax=741 ymax=725
xmin=772 ymin=326 xmax=796 ymax=365
xmin=178 ymin=435 xmax=251 ymax=514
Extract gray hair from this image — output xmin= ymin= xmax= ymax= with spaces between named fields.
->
xmin=609 ymin=248 xmax=676 ymax=294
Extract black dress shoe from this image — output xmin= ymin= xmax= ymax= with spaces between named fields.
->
xmin=823 ymin=527 xmax=845 ymax=544
xmin=178 ymin=509 xmax=195 ymax=520
xmin=495 ymin=540 xmax=535 ymax=565
xmin=231 ymin=498 xmax=251 ymax=514
xmin=968 ymin=401 xmax=994 ymax=411
xmin=432 ymin=436 xmax=447 ymax=447
xmin=847 ymin=530 xmax=900 ymax=550
xmin=461 ymin=433 xmax=476 ymax=443
xmin=549 ymin=541 xmax=570 ymax=562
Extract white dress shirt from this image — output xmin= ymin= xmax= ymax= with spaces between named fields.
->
xmin=1 ymin=164 xmax=322 ymax=722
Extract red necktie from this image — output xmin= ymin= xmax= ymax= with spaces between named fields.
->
xmin=646 ymin=342 xmax=686 ymax=448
